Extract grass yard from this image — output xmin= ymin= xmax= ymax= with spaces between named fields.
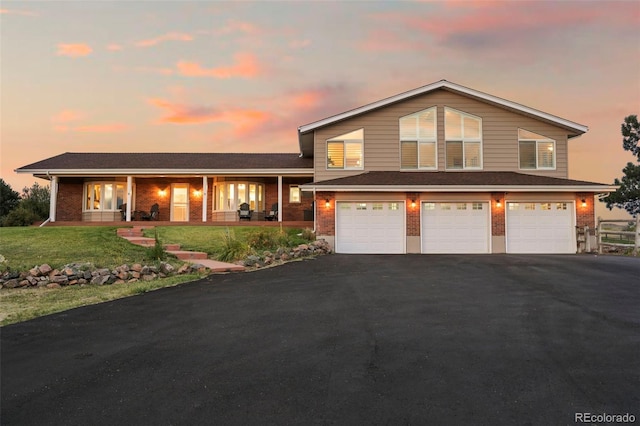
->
xmin=146 ymin=226 xmax=312 ymax=257
xmin=0 ymin=226 xmax=154 ymax=272
xmin=0 ymin=225 xmax=313 ymax=326
xmin=0 ymin=274 xmax=200 ymax=326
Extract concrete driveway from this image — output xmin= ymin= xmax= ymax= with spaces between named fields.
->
xmin=2 ymin=254 xmax=639 ymax=425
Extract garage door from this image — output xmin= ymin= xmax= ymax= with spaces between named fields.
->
xmin=422 ymin=202 xmax=490 ymax=253
xmin=506 ymin=202 xmax=574 ymax=253
xmin=336 ymin=201 xmax=405 ymax=254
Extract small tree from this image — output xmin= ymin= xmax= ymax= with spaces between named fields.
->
xmin=0 ymin=179 xmax=20 ymax=218
xmin=602 ymin=115 xmax=640 ymax=217
xmin=20 ymin=182 xmax=50 ymax=220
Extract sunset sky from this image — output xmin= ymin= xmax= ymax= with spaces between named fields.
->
xmin=1 ymin=1 xmax=639 ymax=218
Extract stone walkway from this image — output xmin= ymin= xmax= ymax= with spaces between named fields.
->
xmin=117 ymin=227 xmax=245 ymax=272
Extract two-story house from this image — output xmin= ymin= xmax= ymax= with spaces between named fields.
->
xmin=16 ymin=80 xmax=614 ymax=253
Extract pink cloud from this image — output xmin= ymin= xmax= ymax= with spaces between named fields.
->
xmin=176 ymin=53 xmax=262 ymax=79
xmin=147 ymin=98 xmax=272 ymax=136
xmin=214 ymin=20 xmax=262 ymax=35
xmin=73 ymin=124 xmax=128 ymax=133
xmin=135 ymin=66 xmax=175 ymax=76
xmin=107 ymin=44 xmax=123 ymax=51
xmin=135 ymin=32 xmax=193 ymax=47
xmin=56 ymin=43 xmax=92 ymax=57
xmin=51 ymin=110 xmax=84 ymax=123
xmin=0 ymin=8 xmax=37 ymax=16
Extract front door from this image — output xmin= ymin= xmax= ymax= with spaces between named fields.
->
xmin=171 ymin=184 xmax=189 ymax=222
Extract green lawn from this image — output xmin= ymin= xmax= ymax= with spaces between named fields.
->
xmin=0 ymin=226 xmax=153 ymax=271
xmin=0 ymin=225 xmax=313 ymax=326
xmin=146 ymin=226 xmax=311 ymax=257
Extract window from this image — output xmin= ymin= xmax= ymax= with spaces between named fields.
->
xmin=356 ymin=203 xmax=367 ymax=210
xmin=445 ymin=108 xmax=482 ymax=169
xmin=215 ymin=181 xmax=264 ymax=211
xmin=472 ymin=203 xmax=483 ymax=210
xmin=518 ymin=129 xmax=556 ymax=169
xmin=327 ymin=129 xmax=363 ymax=169
xmin=508 ymin=203 xmax=519 ymax=210
xmin=84 ymin=182 xmax=125 ymax=211
xmin=440 ymin=203 xmax=451 ymax=210
xmin=423 ymin=202 xmax=435 ymax=210
xmin=400 ymin=107 xmax=437 ymax=169
xmin=389 ymin=203 xmax=400 ymax=210
xmin=289 ymin=186 xmax=301 ymax=203
xmin=456 ymin=203 xmax=467 ymax=210
xmin=372 ymin=203 xmax=383 ymax=210
xmin=541 ymin=203 xmax=552 ymax=211
xmin=524 ymin=203 xmax=536 ymax=210
xmin=340 ymin=203 xmax=351 ymax=210
xmin=556 ymin=202 xmax=567 ymax=210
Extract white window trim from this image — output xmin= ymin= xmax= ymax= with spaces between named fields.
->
xmin=289 ymin=185 xmax=301 ymax=203
xmin=326 ymin=128 xmax=364 ymax=170
xmin=399 ymin=107 xmax=437 ymax=170
xmin=82 ymin=181 xmax=127 ymax=212
xmin=518 ymin=128 xmax=556 ymax=170
xmin=444 ymin=107 xmax=483 ymax=170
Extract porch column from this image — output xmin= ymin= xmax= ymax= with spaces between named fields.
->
xmin=277 ymin=175 xmax=283 ymax=222
xmin=126 ymin=176 xmax=133 ymax=221
xmin=49 ymin=176 xmax=58 ymax=222
xmin=202 ymin=176 xmax=208 ymax=222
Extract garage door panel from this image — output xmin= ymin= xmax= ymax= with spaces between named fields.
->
xmin=506 ymin=202 xmax=574 ymax=253
xmin=336 ymin=202 xmax=405 ymax=254
xmin=422 ymin=202 xmax=490 ymax=254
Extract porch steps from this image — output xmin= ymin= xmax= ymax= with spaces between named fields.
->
xmin=116 ymin=226 xmax=245 ymax=272
xmin=166 ymin=250 xmax=208 ymax=260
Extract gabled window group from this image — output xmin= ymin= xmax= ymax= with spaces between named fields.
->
xmin=327 ymin=129 xmax=364 ymax=170
xmin=445 ymin=108 xmax=482 ymax=170
xmin=518 ymin=129 xmax=555 ymax=169
xmin=400 ymin=107 xmax=437 ymax=169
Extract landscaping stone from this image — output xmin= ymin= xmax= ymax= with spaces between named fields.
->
xmin=38 ymin=264 xmax=52 ymax=275
xmin=131 ymin=263 xmax=142 ymax=272
xmin=46 ymin=283 xmax=61 ymax=289
xmin=4 ymin=279 xmax=19 ymax=289
xmin=160 ymin=262 xmax=174 ymax=274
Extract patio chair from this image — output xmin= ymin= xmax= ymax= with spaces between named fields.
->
xmin=119 ymin=204 xmax=127 ymax=221
xmin=238 ymin=202 xmax=252 ymax=221
xmin=141 ymin=203 xmax=159 ymax=221
xmin=264 ymin=203 xmax=278 ymax=221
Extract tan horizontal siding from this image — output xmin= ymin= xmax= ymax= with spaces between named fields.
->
xmin=314 ymin=89 xmax=572 ymax=182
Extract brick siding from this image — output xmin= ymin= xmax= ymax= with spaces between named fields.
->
xmin=406 ymin=192 xmax=420 ymax=236
xmin=575 ymin=192 xmax=595 ymax=228
xmin=491 ymin=192 xmax=506 ymax=236
xmin=56 ymin=178 xmax=84 ymax=221
xmin=316 ymin=192 xmax=335 ymax=236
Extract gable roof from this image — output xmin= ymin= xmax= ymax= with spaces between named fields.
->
xmin=301 ymin=171 xmax=615 ymax=193
xmin=16 ymin=152 xmax=313 ymax=177
xmin=298 ymin=80 xmax=588 ymax=157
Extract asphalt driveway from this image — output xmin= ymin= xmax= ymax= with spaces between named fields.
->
xmin=2 ymin=254 xmax=639 ymax=425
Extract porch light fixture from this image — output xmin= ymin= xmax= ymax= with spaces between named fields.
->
xmin=158 ymin=189 xmax=167 ymax=197
xmin=495 ymin=198 xmax=502 ymax=208
xmin=411 ymin=199 xmax=416 ymax=208
xmin=193 ymin=189 xmax=202 ymax=198
xmin=581 ymin=199 xmax=587 ymax=207
xmin=325 ymin=199 xmax=330 ymax=208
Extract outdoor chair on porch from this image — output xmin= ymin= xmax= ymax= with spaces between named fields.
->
xmin=238 ymin=202 xmax=252 ymax=221
xmin=264 ymin=203 xmax=278 ymax=221
xmin=141 ymin=203 xmax=159 ymax=221
xmin=119 ymin=204 xmax=127 ymax=221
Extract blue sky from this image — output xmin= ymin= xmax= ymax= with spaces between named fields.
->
xmin=1 ymin=1 xmax=639 ymax=217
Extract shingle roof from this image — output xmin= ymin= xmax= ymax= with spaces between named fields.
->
xmin=16 ymin=152 xmax=313 ymax=172
xmin=306 ymin=171 xmax=611 ymax=188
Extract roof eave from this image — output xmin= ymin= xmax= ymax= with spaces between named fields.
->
xmin=298 ymin=80 xmax=588 ymax=135
xmin=300 ymin=184 xmax=617 ymax=193
xmin=16 ymin=168 xmax=314 ymax=176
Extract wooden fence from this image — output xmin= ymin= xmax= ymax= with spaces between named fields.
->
xmin=597 ymin=216 xmax=640 ymax=255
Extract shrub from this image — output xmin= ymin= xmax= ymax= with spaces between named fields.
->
xmin=1 ymin=206 xmax=40 ymax=227
xmin=146 ymin=230 xmax=166 ymax=261
xmin=217 ymin=229 xmax=251 ymax=262
xmin=247 ymin=229 xmax=277 ymax=250
xmin=301 ymin=228 xmax=316 ymax=241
